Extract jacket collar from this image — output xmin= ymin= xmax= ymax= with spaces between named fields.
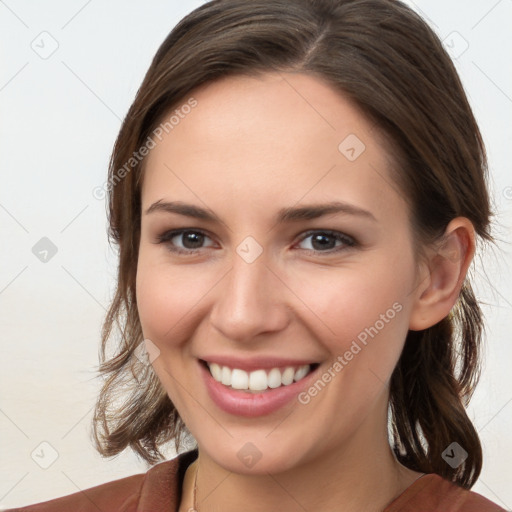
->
xmin=137 ymin=448 xmax=199 ymax=511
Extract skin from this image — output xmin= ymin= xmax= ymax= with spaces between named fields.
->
xmin=136 ymin=72 xmax=475 ymax=512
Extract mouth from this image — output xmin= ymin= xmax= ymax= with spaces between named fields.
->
xmin=198 ymin=355 xmax=323 ymax=416
xmin=200 ymin=359 xmax=320 ymax=393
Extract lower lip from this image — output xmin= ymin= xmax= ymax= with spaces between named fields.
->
xmin=199 ymin=360 xmax=320 ymax=417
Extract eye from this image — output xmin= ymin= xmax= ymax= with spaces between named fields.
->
xmin=156 ymin=229 xmax=215 ymax=254
xmin=295 ymin=230 xmax=356 ymax=254
xmin=155 ymin=228 xmax=357 ymax=256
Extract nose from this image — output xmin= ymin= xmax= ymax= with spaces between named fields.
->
xmin=208 ymin=248 xmax=290 ymax=343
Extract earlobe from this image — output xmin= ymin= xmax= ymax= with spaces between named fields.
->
xmin=408 ymin=218 xmax=475 ymax=331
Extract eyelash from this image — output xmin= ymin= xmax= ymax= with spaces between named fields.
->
xmin=155 ymin=228 xmax=357 ymax=256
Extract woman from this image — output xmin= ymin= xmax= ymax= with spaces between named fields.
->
xmin=9 ymin=0 xmax=507 ymax=510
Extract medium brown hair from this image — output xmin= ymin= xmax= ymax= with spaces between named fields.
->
xmin=92 ymin=0 xmax=493 ymax=489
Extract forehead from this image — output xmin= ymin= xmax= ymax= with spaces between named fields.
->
xmin=141 ymin=72 xmax=406 ymax=224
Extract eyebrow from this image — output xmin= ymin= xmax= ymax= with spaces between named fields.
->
xmin=145 ymin=199 xmax=377 ymax=223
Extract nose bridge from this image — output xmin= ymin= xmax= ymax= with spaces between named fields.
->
xmin=209 ymin=243 xmax=287 ymax=341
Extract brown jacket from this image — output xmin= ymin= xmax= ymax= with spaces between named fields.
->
xmin=6 ymin=449 xmax=507 ymax=511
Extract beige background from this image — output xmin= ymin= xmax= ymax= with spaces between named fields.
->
xmin=1 ymin=0 xmax=511 ymax=509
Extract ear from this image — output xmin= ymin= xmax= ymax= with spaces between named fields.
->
xmin=408 ymin=217 xmax=476 ymax=331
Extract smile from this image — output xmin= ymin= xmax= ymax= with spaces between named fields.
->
xmin=198 ymin=358 xmax=322 ymax=417
xmin=205 ymin=361 xmax=318 ymax=393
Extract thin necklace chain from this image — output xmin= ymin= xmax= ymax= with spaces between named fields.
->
xmin=190 ymin=463 xmax=427 ymax=512
xmin=192 ymin=462 xmax=199 ymax=512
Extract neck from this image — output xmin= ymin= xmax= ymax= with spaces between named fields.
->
xmin=181 ymin=404 xmax=422 ymax=512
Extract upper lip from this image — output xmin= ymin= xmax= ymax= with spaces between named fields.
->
xmin=199 ymin=355 xmax=320 ymax=372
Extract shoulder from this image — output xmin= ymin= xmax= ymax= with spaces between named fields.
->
xmin=4 ymin=449 xmax=198 ymax=512
xmin=385 ymin=473 xmax=508 ymax=512
xmin=3 ymin=472 xmax=147 ymax=512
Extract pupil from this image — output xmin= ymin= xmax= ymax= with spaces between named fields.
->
xmin=312 ymin=234 xmax=334 ymax=250
xmin=184 ymin=232 xmax=203 ymax=249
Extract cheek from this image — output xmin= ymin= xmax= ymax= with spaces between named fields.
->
xmin=289 ymin=255 xmax=414 ymax=368
xmin=135 ymin=254 xmax=210 ymax=343
xmin=294 ymin=267 xmax=406 ymax=331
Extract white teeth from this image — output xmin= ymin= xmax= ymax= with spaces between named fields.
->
xmin=209 ymin=362 xmax=222 ymax=381
xmin=281 ymin=367 xmax=295 ymax=385
xmin=231 ymin=369 xmax=249 ymax=390
xmin=206 ymin=362 xmax=313 ymax=392
xmin=221 ymin=366 xmax=231 ymax=386
xmin=249 ymin=369 xmax=267 ymax=391
xmin=267 ymin=368 xmax=282 ymax=389
xmin=294 ymin=365 xmax=310 ymax=382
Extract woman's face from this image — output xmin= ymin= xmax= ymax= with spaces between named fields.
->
xmin=136 ymin=72 xmax=423 ymax=474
